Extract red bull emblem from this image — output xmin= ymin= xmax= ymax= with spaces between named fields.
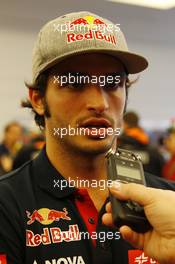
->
xmin=26 ymin=208 xmax=71 ymax=225
xmin=67 ymin=15 xmax=116 ymax=46
xmin=48 ymin=208 xmax=71 ymax=221
xmin=69 ymin=16 xmax=107 ymax=29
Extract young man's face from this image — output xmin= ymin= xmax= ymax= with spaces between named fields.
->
xmin=5 ymin=125 xmax=23 ymax=145
xmin=42 ymin=53 xmax=126 ymax=155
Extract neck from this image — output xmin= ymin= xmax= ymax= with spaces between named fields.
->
xmin=46 ymin=139 xmax=108 ymax=183
xmin=46 ymin=134 xmax=115 ymax=211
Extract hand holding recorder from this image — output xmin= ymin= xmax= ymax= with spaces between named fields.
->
xmin=103 ymin=182 xmax=175 ymax=264
xmin=106 ymin=148 xmax=151 ymax=233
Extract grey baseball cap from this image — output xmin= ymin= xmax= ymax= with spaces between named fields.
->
xmin=32 ymin=11 xmax=148 ymax=82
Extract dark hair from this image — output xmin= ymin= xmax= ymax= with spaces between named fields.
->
xmin=22 ymin=72 xmax=134 ymax=129
xmin=22 ymin=72 xmax=50 ymax=130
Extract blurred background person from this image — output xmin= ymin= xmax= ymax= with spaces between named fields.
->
xmin=13 ymin=133 xmax=45 ymax=169
xmin=118 ymin=111 xmax=165 ymax=176
xmin=162 ymin=127 xmax=175 ymax=181
xmin=0 ymin=121 xmax=23 ymax=176
xmin=157 ymin=135 xmax=170 ymax=161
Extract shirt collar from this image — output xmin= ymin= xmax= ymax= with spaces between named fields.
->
xmin=32 ymin=147 xmax=76 ymax=198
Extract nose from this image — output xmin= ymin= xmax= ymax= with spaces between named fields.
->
xmin=85 ymin=85 xmax=109 ymax=114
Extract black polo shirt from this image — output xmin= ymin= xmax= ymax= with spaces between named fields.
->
xmin=0 ymin=148 xmax=175 ymax=264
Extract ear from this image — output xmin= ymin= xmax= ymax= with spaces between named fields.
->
xmin=29 ymin=89 xmax=45 ymax=115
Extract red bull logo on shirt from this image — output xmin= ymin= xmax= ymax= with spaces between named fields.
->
xmin=26 ymin=208 xmax=77 ymax=247
xmin=26 ymin=208 xmax=71 ymax=225
xmin=67 ymin=16 xmax=117 ymax=45
xmin=26 ymin=224 xmax=81 ymax=247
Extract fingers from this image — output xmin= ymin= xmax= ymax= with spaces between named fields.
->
xmin=102 ymin=213 xmax=146 ymax=249
xmin=105 ymin=202 xmax=112 ymax=213
xmin=102 ymin=213 xmax=113 ymax=227
xmin=109 ymin=182 xmax=157 ymax=207
xmin=119 ymin=226 xmax=144 ymax=249
xmin=103 ymin=183 xmax=154 ymax=228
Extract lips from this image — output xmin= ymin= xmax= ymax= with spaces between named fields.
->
xmin=79 ymin=118 xmax=112 ymax=129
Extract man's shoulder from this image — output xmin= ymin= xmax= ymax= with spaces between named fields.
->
xmin=0 ymin=160 xmax=33 ymax=198
xmin=145 ymin=172 xmax=175 ymax=190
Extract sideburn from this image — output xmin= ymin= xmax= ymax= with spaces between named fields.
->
xmin=43 ymin=98 xmax=51 ymax=118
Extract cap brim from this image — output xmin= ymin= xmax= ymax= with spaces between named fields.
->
xmin=105 ymin=50 xmax=148 ymax=74
xmin=75 ymin=49 xmax=148 ymax=74
xmin=36 ymin=49 xmax=148 ymax=80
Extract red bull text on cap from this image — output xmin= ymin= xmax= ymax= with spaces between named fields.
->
xmin=32 ymin=11 xmax=148 ymax=83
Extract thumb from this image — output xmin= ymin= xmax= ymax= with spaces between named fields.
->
xmin=109 ymin=182 xmax=156 ymax=207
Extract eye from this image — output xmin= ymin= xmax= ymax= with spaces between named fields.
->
xmin=103 ymin=80 xmax=120 ymax=91
xmin=102 ymin=73 xmax=126 ymax=91
xmin=65 ymin=82 xmax=85 ymax=89
xmin=59 ymin=72 xmax=88 ymax=89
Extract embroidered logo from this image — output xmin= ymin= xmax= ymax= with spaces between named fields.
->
xmin=26 ymin=208 xmax=71 ymax=225
xmin=128 ymin=250 xmax=159 ymax=264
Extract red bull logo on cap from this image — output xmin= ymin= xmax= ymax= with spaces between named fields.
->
xmin=69 ymin=15 xmax=108 ymax=30
xmin=26 ymin=208 xmax=71 ymax=225
xmin=67 ymin=15 xmax=117 ymax=45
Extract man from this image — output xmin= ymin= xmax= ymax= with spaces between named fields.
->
xmin=0 ymin=121 xmax=23 ymax=176
xmin=119 ymin=111 xmax=165 ymax=176
xmin=162 ymin=127 xmax=175 ymax=180
xmin=0 ymin=11 xmax=175 ymax=264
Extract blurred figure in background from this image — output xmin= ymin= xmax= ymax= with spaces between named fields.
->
xmin=162 ymin=127 xmax=175 ymax=181
xmin=118 ymin=111 xmax=165 ymax=176
xmin=157 ymin=135 xmax=170 ymax=161
xmin=13 ymin=134 xmax=45 ymax=169
xmin=0 ymin=121 xmax=23 ymax=176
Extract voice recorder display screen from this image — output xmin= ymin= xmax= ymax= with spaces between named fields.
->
xmin=117 ymin=164 xmax=141 ymax=180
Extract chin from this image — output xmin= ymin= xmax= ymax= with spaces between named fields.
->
xmin=74 ymin=137 xmax=114 ymax=155
xmin=58 ymin=134 xmax=115 ymax=155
